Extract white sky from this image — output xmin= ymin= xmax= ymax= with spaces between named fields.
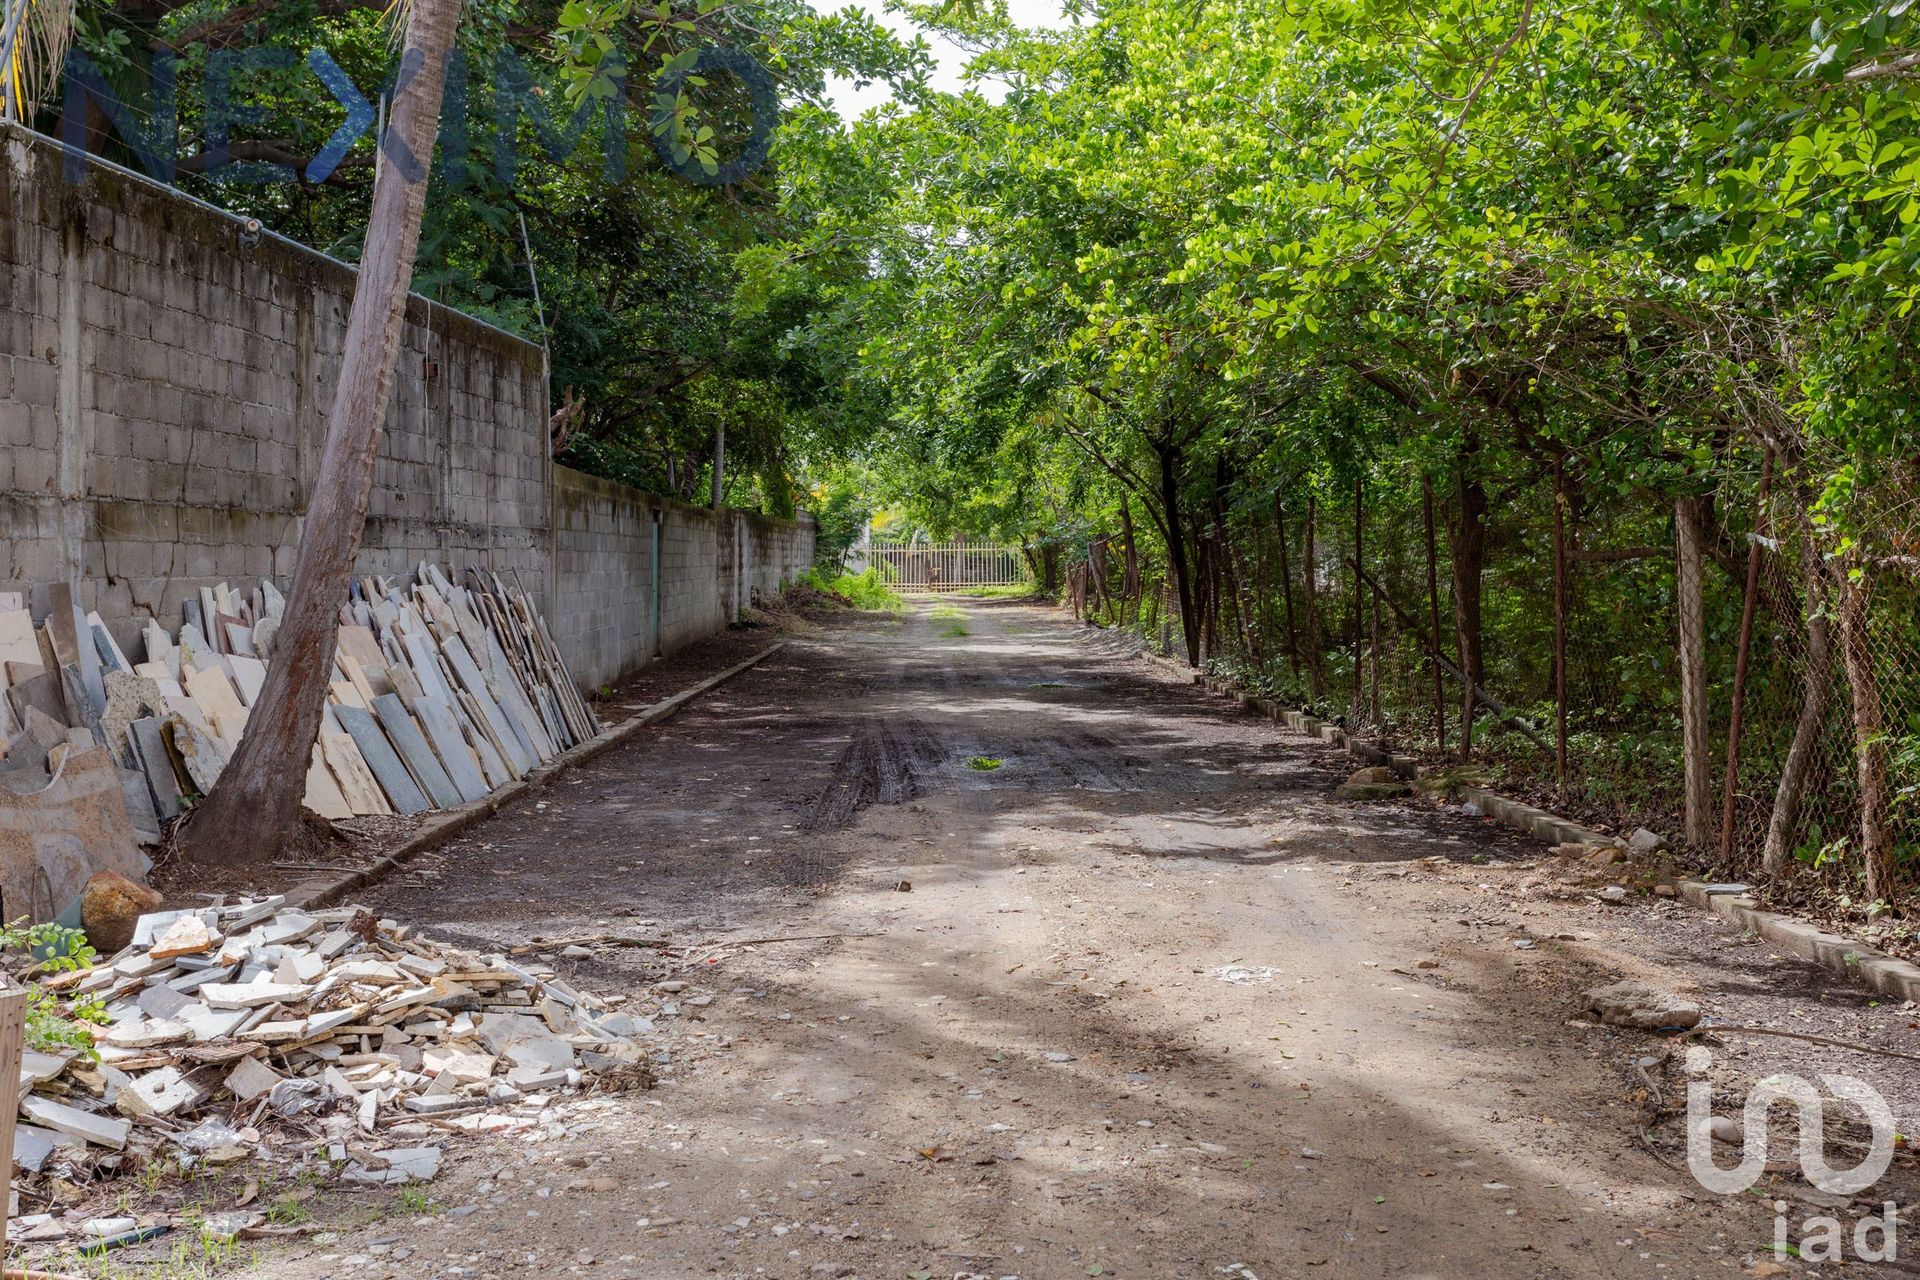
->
xmin=807 ymin=0 xmax=1075 ymax=118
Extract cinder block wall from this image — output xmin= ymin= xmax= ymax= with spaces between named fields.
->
xmin=0 ymin=124 xmax=813 ymax=692
xmin=550 ymin=471 xmax=815 ymax=689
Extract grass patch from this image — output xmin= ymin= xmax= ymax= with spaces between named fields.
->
xmin=800 ymin=567 xmax=905 ymax=611
xmin=965 ymin=756 xmax=1005 ymax=771
xmin=932 ymin=602 xmax=971 ymax=636
xmin=956 ymin=584 xmax=1037 ymax=599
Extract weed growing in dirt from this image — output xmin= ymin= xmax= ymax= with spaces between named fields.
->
xmin=966 ymin=756 xmax=1005 ymax=771
xmin=940 ymin=622 xmax=970 ymax=637
xmin=400 ymin=1185 xmax=439 ymax=1215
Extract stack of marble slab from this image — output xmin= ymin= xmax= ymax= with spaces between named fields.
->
xmin=17 ymin=564 xmax=603 ymax=830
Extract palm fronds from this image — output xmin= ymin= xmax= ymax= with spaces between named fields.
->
xmin=1 ymin=0 xmax=77 ymax=122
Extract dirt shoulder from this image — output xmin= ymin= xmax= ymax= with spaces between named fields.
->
xmin=203 ymin=597 xmax=1915 ymax=1280
xmin=145 ymin=611 xmax=802 ymax=907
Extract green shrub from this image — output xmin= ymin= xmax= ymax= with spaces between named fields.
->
xmin=801 ymin=568 xmax=906 ymax=612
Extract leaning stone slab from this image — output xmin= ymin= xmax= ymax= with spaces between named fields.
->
xmin=371 ymin=694 xmax=461 ymax=810
xmin=333 ymin=704 xmax=430 ymax=816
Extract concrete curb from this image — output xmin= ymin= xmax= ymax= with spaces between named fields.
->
xmin=1151 ymin=653 xmax=1920 ymax=1005
xmin=291 ymin=640 xmax=790 ymax=911
xmin=1676 ymin=881 xmax=1920 ymax=1003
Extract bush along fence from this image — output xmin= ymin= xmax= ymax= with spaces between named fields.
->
xmin=1057 ymin=419 xmax=1920 ymax=938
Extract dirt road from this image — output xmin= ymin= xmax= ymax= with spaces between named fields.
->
xmin=235 ymin=598 xmax=1914 ymax=1280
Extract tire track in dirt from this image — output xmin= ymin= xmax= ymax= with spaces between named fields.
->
xmin=800 ymin=716 xmax=948 ymax=833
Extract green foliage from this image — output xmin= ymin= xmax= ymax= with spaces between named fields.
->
xmin=965 ymin=755 xmax=1004 ymax=771
xmin=0 ymin=921 xmax=107 ymax=1058
xmin=800 ymin=567 xmax=905 ymax=611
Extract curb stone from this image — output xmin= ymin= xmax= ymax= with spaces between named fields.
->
xmin=1134 ymin=642 xmax=1920 ymax=1005
xmin=1676 ymin=881 xmax=1920 ymax=1003
xmin=290 ymin=640 xmax=790 ymax=911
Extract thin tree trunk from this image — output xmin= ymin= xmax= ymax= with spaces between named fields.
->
xmin=1676 ymin=494 xmax=1713 ymax=846
xmin=1273 ymin=491 xmax=1301 ymax=680
xmin=1368 ymin=579 xmax=1382 ymax=728
xmin=1118 ymin=498 xmax=1141 ymax=620
xmin=1350 ymin=475 xmax=1364 ymax=725
xmin=1224 ymin=534 xmax=1259 ymax=666
xmin=1446 ymin=437 xmax=1488 ymax=758
xmin=1304 ymin=495 xmax=1324 ymax=699
xmin=1720 ymin=451 xmax=1774 ymax=865
xmin=1763 ymin=529 xmax=1834 ymax=875
xmin=180 ymin=0 xmax=463 ymax=866
xmin=1838 ymin=566 xmax=1896 ymax=902
xmin=1422 ymin=478 xmax=1446 ymax=752
xmin=1156 ymin=439 xmax=1201 ymax=667
xmin=1552 ymin=458 xmax=1568 ymax=792
xmin=1198 ymin=535 xmax=1219 ymax=663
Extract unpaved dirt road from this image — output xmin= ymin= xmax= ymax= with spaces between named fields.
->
xmin=235 ymin=598 xmax=1907 ymax=1280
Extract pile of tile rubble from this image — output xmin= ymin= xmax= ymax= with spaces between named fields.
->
xmin=9 ymin=896 xmax=654 ymax=1247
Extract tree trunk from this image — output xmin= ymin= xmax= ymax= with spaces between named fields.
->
xmin=1304 ymin=495 xmax=1325 ymax=700
xmin=1676 ymin=495 xmax=1713 ymax=847
xmin=1445 ymin=438 xmax=1488 ymax=758
xmin=1196 ymin=535 xmax=1218 ymax=663
xmin=1720 ymin=451 xmax=1774 ymax=865
xmin=1551 ymin=458 xmax=1568 ymax=791
xmin=179 ymin=0 xmax=463 ymax=866
xmin=1422 ymin=478 xmax=1446 ymax=752
xmin=1838 ymin=566 xmax=1896 ymax=902
xmin=1351 ymin=475 xmax=1364 ymax=725
xmin=1763 ymin=531 xmax=1832 ymax=875
xmin=1118 ymin=498 xmax=1141 ymax=620
xmin=1273 ymin=492 xmax=1300 ymax=680
xmin=1155 ymin=438 xmax=1200 ymax=667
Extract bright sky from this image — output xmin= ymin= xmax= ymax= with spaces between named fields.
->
xmin=807 ymin=0 xmax=1076 ymax=118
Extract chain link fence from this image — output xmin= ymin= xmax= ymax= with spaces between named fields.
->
xmin=1066 ymin=451 xmax=1920 ymax=921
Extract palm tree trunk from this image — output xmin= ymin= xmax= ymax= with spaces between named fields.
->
xmin=179 ymin=0 xmax=464 ymax=866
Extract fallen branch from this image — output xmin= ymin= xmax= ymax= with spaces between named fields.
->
xmin=508 ymin=934 xmax=674 ymax=956
xmin=1688 ymin=1023 xmax=1920 ymax=1066
xmin=694 ymin=932 xmax=866 ymax=949
xmin=675 ymin=932 xmax=876 ymax=971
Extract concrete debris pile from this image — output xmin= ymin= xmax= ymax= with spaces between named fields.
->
xmin=9 ymin=897 xmax=653 ymax=1247
xmin=84 ymin=560 xmax=591 ymax=832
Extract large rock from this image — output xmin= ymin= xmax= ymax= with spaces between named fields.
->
xmin=82 ymin=870 xmax=162 ymax=954
xmin=1586 ymin=979 xmax=1701 ymax=1031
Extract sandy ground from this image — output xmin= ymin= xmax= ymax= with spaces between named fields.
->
xmin=218 ymin=597 xmax=1920 ymax=1280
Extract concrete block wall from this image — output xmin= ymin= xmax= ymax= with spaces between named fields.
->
xmin=0 ymin=124 xmax=549 ymax=656
xmin=551 ymin=467 xmax=814 ymax=689
xmin=1 ymin=123 xmax=813 ymax=691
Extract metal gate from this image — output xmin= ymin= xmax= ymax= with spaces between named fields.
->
xmin=868 ymin=540 xmax=1029 ymax=592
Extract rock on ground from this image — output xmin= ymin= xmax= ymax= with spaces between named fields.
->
xmin=1586 ymin=979 xmax=1702 ymax=1030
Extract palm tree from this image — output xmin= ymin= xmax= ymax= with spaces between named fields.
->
xmin=0 ymin=0 xmax=75 ymax=123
